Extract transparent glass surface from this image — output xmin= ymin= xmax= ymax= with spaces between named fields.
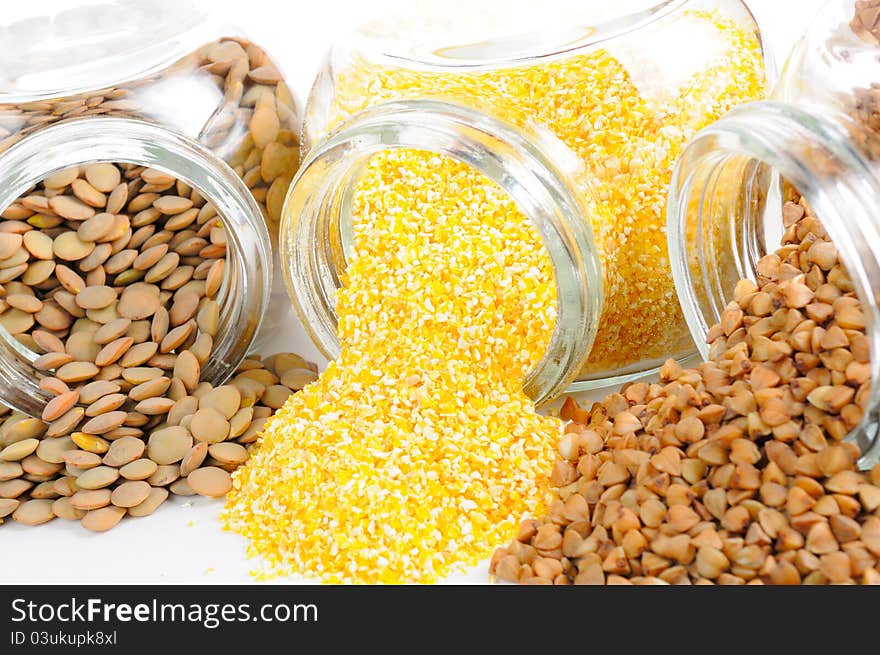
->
xmin=0 ymin=0 xmax=301 ymax=239
xmin=0 ymin=0 xmax=290 ymax=415
xmin=669 ymin=0 xmax=880 ymax=466
xmin=299 ymin=0 xmax=769 ymax=392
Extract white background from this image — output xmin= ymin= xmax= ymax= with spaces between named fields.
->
xmin=3 ymin=0 xmax=827 ymax=584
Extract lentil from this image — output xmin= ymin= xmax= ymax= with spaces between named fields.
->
xmin=188 ymin=466 xmax=232 ymax=498
xmin=81 ymin=505 xmax=126 ymax=532
xmin=0 ymin=165 xmax=315 ymax=531
xmin=12 ymin=499 xmax=55 ymax=526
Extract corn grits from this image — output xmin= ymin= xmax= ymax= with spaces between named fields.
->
xmin=223 ymin=153 xmax=560 ymax=583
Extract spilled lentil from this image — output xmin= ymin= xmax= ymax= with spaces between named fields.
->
xmin=492 ymin=194 xmax=880 ymax=585
xmin=223 ymin=152 xmax=560 ymax=583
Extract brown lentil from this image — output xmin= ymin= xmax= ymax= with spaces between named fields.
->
xmin=71 ymin=489 xmax=112 ymax=511
xmin=127 ymin=487 xmax=169 ymax=518
xmin=12 ymin=499 xmax=55 ymax=526
xmin=0 ymin=165 xmax=315 ymax=532
xmin=110 ymin=480 xmax=151 ymax=508
xmin=81 ymin=505 xmax=126 ymax=532
xmin=51 ymin=497 xmax=85 ymax=521
xmin=187 ymin=466 xmax=232 ymax=498
xmin=119 ymin=458 xmax=158 ymax=481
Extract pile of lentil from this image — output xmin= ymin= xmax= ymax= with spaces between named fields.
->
xmin=223 ymin=152 xmax=560 ymax=583
xmin=0 ymin=163 xmax=315 ymax=531
xmin=0 ymin=38 xmax=299 ymax=238
xmin=491 ymin=194 xmax=880 ymax=584
xmin=320 ymin=10 xmax=765 ymax=379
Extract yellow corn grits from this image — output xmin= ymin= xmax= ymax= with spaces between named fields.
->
xmin=223 ymin=152 xmax=560 ymax=583
xmin=324 ymin=10 xmax=766 ymax=377
xmin=222 ymin=11 xmax=765 ymax=583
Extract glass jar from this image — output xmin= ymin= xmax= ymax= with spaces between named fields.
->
xmin=668 ymin=0 xmax=880 ymax=466
xmin=286 ymin=0 xmax=769 ymax=404
xmin=0 ymin=0 xmax=298 ymax=416
xmin=0 ymin=0 xmax=301 ymax=238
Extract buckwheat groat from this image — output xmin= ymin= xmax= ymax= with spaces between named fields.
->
xmin=492 ymin=195 xmax=880 ymax=585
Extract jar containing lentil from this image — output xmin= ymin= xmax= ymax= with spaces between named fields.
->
xmin=286 ymin=0 xmax=769 ymax=403
xmin=668 ymin=0 xmax=880 ymax=466
xmin=0 ymin=0 xmax=300 ymax=239
xmin=0 ymin=0 xmax=293 ymax=416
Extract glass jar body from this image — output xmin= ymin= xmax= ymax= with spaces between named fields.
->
xmin=298 ymin=0 xmax=768 ymax=393
xmin=0 ymin=2 xmax=283 ymax=417
xmin=669 ymin=0 xmax=880 ymax=465
xmin=0 ymin=0 xmax=301 ymax=239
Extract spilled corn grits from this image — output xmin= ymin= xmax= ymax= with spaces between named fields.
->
xmin=223 ymin=10 xmax=766 ymax=582
xmin=223 ymin=152 xmax=560 ymax=583
xmin=322 ymin=10 xmax=766 ymax=378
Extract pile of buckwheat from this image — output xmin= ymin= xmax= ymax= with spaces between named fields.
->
xmin=492 ymin=193 xmax=880 ymax=585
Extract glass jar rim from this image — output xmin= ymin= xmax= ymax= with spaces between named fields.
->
xmin=0 ymin=116 xmax=271 ymax=417
xmin=668 ymin=99 xmax=880 ymax=467
xmin=0 ymin=0 xmax=232 ymax=104
xmin=281 ymin=98 xmax=603 ymax=406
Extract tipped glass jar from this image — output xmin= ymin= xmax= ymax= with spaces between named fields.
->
xmin=669 ymin=0 xmax=880 ymax=466
xmin=0 ymin=0 xmax=301 ymax=415
xmin=288 ymin=0 xmax=768 ymax=403
xmin=0 ymin=0 xmax=300 ymax=238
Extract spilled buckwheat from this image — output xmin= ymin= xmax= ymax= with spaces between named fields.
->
xmin=492 ymin=193 xmax=880 ymax=585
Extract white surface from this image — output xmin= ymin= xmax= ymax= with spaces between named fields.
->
xmin=3 ymin=0 xmax=826 ymax=585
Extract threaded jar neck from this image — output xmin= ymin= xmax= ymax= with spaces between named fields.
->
xmin=0 ymin=117 xmax=271 ymax=417
xmin=668 ymin=100 xmax=880 ymax=467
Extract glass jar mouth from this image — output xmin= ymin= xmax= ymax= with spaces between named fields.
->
xmin=281 ymin=99 xmax=603 ymax=407
xmin=351 ymin=0 xmax=687 ymax=69
xmin=0 ymin=0 xmax=226 ymax=103
xmin=668 ymin=100 xmax=880 ymax=467
xmin=0 ymin=116 xmax=272 ymax=417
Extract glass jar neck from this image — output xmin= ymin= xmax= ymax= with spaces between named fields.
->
xmin=282 ymin=99 xmax=602 ymax=406
xmin=668 ymin=99 xmax=880 ymax=467
xmin=0 ymin=117 xmax=271 ymax=417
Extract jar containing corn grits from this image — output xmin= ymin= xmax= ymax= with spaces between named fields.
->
xmin=286 ymin=0 xmax=768 ymax=403
xmin=0 ymin=0 xmax=291 ymax=416
xmin=668 ymin=0 xmax=880 ymax=466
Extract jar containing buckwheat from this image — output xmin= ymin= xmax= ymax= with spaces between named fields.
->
xmin=668 ymin=0 xmax=880 ymax=466
xmin=0 ymin=0 xmax=300 ymax=416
